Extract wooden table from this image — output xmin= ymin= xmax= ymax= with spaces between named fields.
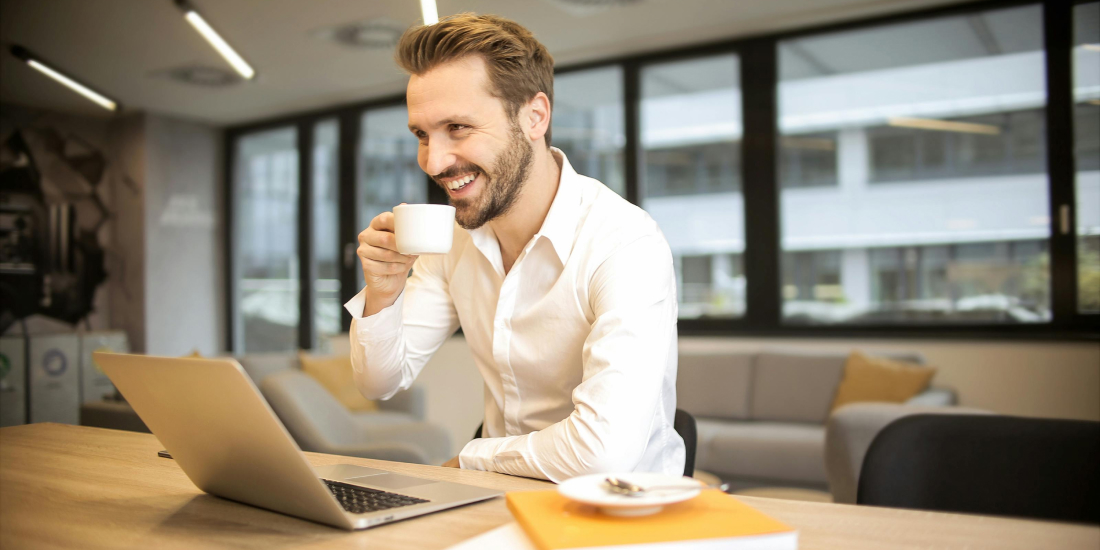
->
xmin=2 ymin=424 xmax=1098 ymax=549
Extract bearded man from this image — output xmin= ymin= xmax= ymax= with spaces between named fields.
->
xmin=346 ymin=13 xmax=684 ymax=482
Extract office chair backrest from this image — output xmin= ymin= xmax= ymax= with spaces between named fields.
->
xmin=858 ymin=414 xmax=1100 ymax=524
xmin=473 ymin=408 xmax=699 ymax=478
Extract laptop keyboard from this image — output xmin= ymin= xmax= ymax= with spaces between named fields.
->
xmin=323 ymin=479 xmax=430 ymax=514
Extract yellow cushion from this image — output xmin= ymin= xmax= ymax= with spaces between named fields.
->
xmin=830 ymin=351 xmax=937 ymax=412
xmin=298 ymin=352 xmax=378 ymax=412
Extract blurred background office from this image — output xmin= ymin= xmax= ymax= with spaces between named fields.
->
xmin=1 ymin=0 xmax=1097 ymax=500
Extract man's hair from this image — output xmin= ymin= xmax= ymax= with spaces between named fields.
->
xmin=395 ymin=13 xmax=555 ymax=145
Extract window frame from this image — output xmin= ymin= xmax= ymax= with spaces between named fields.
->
xmin=223 ymin=0 xmax=1096 ymax=352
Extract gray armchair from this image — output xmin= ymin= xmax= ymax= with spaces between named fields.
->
xmin=824 ymin=403 xmax=991 ymax=503
xmin=259 ymin=371 xmax=451 ymax=465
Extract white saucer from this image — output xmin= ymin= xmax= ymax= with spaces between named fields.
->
xmin=557 ymin=473 xmax=703 ymax=517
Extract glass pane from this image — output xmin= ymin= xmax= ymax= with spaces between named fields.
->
xmin=234 ymin=127 xmax=298 ymax=352
xmin=1074 ymin=2 xmax=1100 ymax=313
xmin=357 ymin=106 xmax=427 ymax=290
xmin=777 ymin=4 xmax=1051 ymax=324
xmin=312 ymin=120 xmax=340 ymax=351
xmin=552 ymin=66 xmax=626 ymax=195
xmin=640 ymin=54 xmax=744 ymax=319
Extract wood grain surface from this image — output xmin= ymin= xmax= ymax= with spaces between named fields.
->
xmin=2 ymin=423 xmax=1097 ymax=549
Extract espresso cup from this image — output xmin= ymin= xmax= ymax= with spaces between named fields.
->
xmin=393 ymin=204 xmax=456 ymax=255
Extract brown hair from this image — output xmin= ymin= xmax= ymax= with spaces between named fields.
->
xmin=395 ymin=13 xmax=555 ymax=145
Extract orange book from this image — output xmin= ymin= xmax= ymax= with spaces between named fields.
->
xmin=506 ymin=489 xmax=798 ymax=550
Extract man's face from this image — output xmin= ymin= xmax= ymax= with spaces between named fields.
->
xmin=407 ymin=56 xmax=533 ymax=230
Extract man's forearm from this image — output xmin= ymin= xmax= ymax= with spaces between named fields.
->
xmin=363 ymin=288 xmax=401 ymax=318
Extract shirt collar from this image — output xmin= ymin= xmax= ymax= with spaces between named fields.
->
xmin=467 ymin=147 xmax=582 ymax=271
xmin=535 ymin=147 xmax=582 ymax=266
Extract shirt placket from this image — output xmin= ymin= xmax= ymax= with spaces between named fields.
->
xmin=491 ymin=239 xmax=539 ymax=436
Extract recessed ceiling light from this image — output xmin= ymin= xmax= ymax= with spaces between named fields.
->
xmin=541 ymin=0 xmax=645 ymax=16
xmin=312 ymin=18 xmax=405 ymax=50
xmin=161 ymin=65 xmax=242 ymax=87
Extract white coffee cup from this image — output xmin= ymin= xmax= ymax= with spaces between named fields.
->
xmin=393 ymin=204 xmax=456 ymax=255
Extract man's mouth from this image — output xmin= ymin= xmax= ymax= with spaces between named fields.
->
xmin=443 ymin=171 xmax=479 ymax=193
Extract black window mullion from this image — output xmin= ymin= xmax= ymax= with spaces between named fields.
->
xmin=338 ymin=111 xmax=360 ymax=332
xmin=624 ymin=61 xmax=640 ymax=206
xmin=1043 ymin=0 xmax=1077 ymax=325
xmin=224 ymin=130 xmax=237 ymax=352
xmin=740 ymin=38 xmax=781 ymax=328
xmin=297 ymin=121 xmax=315 ymax=350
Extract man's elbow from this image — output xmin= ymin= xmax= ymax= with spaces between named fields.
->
xmin=568 ymin=447 xmax=642 ymax=478
xmin=353 ymin=370 xmax=401 ymax=401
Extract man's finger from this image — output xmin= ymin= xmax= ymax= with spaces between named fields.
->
xmin=369 ymin=212 xmax=395 ymax=232
xmin=360 ymin=257 xmax=412 ymax=276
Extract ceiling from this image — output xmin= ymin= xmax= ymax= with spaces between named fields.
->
xmin=0 ymin=0 xmax=971 ymax=127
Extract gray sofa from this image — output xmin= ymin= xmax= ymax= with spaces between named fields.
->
xmin=238 ymin=353 xmax=451 ymax=465
xmin=676 ymin=350 xmax=956 ymax=492
xmin=824 ymin=402 xmax=990 ymax=503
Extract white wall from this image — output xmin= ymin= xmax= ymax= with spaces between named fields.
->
xmin=413 ymin=335 xmax=1100 ymax=456
xmin=143 ymin=115 xmax=224 ymax=356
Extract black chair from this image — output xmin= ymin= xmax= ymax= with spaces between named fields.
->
xmin=473 ymin=408 xmax=698 ymax=477
xmin=857 ymin=414 xmax=1100 ymax=524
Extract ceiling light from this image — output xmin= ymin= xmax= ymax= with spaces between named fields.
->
xmin=9 ymin=45 xmax=118 ymax=111
xmin=887 ymin=117 xmax=1000 ymax=135
xmin=175 ymin=0 xmax=255 ymax=80
xmin=420 ymin=0 xmax=439 ymax=25
xmin=1083 ymin=44 xmax=1100 ymax=52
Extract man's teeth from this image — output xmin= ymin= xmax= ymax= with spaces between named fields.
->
xmin=447 ymin=174 xmax=476 ymax=190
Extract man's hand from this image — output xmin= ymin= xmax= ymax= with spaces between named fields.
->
xmin=358 ymin=210 xmax=418 ymax=316
xmin=441 ymin=456 xmax=461 ymax=468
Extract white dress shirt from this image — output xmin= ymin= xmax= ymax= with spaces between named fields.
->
xmin=344 ymin=149 xmax=684 ymax=482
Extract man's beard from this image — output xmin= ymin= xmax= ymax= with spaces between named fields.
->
xmin=433 ymin=122 xmax=533 ymax=230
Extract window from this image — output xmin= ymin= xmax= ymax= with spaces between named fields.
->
xmin=312 ymin=120 xmax=340 ymax=351
xmin=233 ymin=127 xmax=298 ymax=352
xmin=357 ymin=106 xmax=427 ymax=290
xmin=1074 ymin=2 xmax=1100 ymax=313
xmin=780 ymin=132 xmax=838 ymax=188
xmin=553 ymin=66 xmax=626 ymax=196
xmin=640 ymin=54 xmax=745 ymax=319
xmin=866 ymin=109 xmax=1046 ymax=183
xmin=226 ymin=1 xmax=1094 ymax=343
xmin=777 ymin=4 xmax=1051 ymax=324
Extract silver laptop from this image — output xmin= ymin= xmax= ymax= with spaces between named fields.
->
xmin=94 ymin=352 xmax=502 ymax=530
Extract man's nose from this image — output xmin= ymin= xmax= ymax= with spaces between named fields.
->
xmin=424 ymin=139 xmax=457 ymax=178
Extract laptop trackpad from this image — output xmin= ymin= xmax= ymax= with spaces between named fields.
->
xmin=349 ymin=473 xmax=437 ymax=491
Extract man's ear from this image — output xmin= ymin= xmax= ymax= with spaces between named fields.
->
xmin=524 ymin=92 xmax=552 ymax=144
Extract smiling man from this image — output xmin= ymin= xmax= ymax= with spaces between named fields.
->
xmin=345 ymin=13 xmax=684 ymax=482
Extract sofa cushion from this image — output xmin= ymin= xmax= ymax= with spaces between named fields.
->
xmin=238 ymin=353 xmax=299 ymax=384
xmin=750 ymin=352 xmax=846 ymax=424
xmin=696 ymin=419 xmax=827 ymax=484
xmin=299 ymin=352 xmax=378 ymax=412
xmin=677 ymin=352 xmax=754 ymax=420
xmin=830 ymin=351 xmax=936 ymax=412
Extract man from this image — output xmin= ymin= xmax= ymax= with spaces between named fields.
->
xmin=346 ymin=13 xmax=683 ymax=482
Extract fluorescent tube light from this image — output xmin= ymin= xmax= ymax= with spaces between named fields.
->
xmin=183 ymin=9 xmax=255 ymax=79
xmin=887 ymin=117 xmax=1000 ymax=135
xmin=420 ymin=0 xmax=439 ymax=25
xmin=1083 ymin=44 xmax=1100 ymax=52
xmin=10 ymin=46 xmax=118 ymax=111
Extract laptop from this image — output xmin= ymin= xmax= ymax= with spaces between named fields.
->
xmin=94 ymin=352 xmax=502 ymax=530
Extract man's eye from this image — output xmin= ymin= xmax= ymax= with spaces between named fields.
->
xmin=450 ymin=124 xmax=469 ymax=132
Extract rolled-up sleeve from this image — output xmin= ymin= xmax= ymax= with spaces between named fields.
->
xmin=345 ymin=253 xmax=461 ymax=401
xmin=458 ymin=234 xmax=677 ymax=482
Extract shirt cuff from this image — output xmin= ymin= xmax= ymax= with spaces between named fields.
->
xmin=344 ymin=288 xmax=405 ymax=336
xmin=458 ymin=436 xmax=510 ymax=472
